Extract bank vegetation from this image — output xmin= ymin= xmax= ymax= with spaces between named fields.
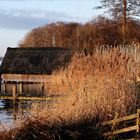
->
xmin=0 ymin=45 xmax=140 ymax=140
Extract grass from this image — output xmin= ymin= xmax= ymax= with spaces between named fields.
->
xmin=0 ymin=45 xmax=140 ymax=140
xmin=49 ymin=45 xmax=139 ymax=122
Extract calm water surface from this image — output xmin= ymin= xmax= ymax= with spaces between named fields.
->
xmin=0 ymin=60 xmax=52 ymax=131
xmin=0 ymin=100 xmax=15 ymax=130
xmin=0 ymin=99 xmax=48 ymax=131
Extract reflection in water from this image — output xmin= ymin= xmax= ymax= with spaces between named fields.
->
xmin=0 ymin=100 xmax=13 ymax=130
xmin=0 ymin=99 xmax=50 ymax=131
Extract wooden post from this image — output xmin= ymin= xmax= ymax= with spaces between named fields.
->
xmin=111 ymin=112 xmax=119 ymax=131
xmin=108 ymin=113 xmax=119 ymax=140
xmin=135 ymin=109 xmax=140 ymax=139
xmin=0 ymin=74 xmax=1 ymax=93
xmin=122 ymin=0 xmax=127 ymax=45
xmin=13 ymin=103 xmax=17 ymax=121
xmin=12 ymin=85 xmax=17 ymax=105
xmin=3 ymin=81 xmax=6 ymax=94
xmin=12 ymin=84 xmax=17 ymax=121
xmin=19 ymin=82 xmax=23 ymax=95
xmin=136 ymin=109 xmax=140 ymax=133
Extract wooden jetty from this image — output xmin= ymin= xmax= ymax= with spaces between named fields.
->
xmin=0 ymin=80 xmax=47 ymax=100
xmin=0 ymin=78 xmax=48 ymax=100
xmin=0 ymin=95 xmax=53 ymax=101
xmin=0 ymin=47 xmax=74 ymax=101
xmin=0 ymin=47 xmax=76 ymax=122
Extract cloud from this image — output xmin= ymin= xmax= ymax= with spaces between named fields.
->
xmin=0 ymin=9 xmax=78 ymax=30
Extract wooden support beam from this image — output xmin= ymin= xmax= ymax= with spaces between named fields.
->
xmin=0 ymin=96 xmax=55 ymax=100
xmin=0 ymin=74 xmax=1 ymax=93
xmin=136 ymin=109 xmax=140 ymax=133
xmin=19 ymin=82 xmax=23 ymax=95
xmin=111 ymin=112 xmax=119 ymax=131
xmin=3 ymin=81 xmax=6 ymax=93
xmin=101 ymin=113 xmax=137 ymax=126
xmin=3 ymin=81 xmax=6 ymax=94
xmin=99 ymin=109 xmax=140 ymax=138
xmin=104 ymin=125 xmax=138 ymax=136
xmin=12 ymin=84 xmax=17 ymax=121
xmin=12 ymin=85 xmax=17 ymax=105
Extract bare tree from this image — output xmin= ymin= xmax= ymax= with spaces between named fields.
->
xmin=96 ymin=0 xmax=140 ymax=44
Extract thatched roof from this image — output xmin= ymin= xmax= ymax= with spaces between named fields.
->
xmin=0 ymin=57 xmax=3 ymax=61
xmin=0 ymin=47 xmax=74 ymax=75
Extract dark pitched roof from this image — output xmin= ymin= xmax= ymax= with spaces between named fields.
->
xmin=0 ymin=47 xmax=74 ymax=75
xmin=0 ymin=57 xmax=3 ymax=61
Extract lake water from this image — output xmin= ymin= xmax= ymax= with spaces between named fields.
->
xmin=0 ymin=60 xmax=52 ymax=131
xmin=0 ymin=100 xmax=14 ymax=130
xmin=0 ymin=99 xmax=48 ymax=131
xmin=0 ymin=60 xmax=16 ymax=130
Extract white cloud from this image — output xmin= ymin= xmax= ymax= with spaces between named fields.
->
xmin=0 ymin=8 xmax=81 ymax=30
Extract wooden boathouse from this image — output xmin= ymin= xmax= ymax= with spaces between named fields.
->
xmin=0 ymin=47 xmax=74 ymax=99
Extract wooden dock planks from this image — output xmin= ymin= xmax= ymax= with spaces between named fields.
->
xmin=0 ymin=96 xmax=53 ymax=100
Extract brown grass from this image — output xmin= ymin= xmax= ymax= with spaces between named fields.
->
xmin=40 ymin=45 xmax=139 ymax=123
xmin=0 ymin=45 xmax=140 ymax=140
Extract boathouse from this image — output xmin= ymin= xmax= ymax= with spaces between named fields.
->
xmin=0 ymin=47 xmax=74 ymax=96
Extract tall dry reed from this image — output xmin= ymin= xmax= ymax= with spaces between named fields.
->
xmin=1 ymin=45 xmax=140 ymax=140
xmin=41 ymin=45 xmax=140 ymax=124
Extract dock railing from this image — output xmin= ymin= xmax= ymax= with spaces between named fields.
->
xmin=98 ymin=109 xmax=140 ymax=138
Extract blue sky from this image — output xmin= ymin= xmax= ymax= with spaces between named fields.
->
xmin=0 ymin=0 xmax=103 ymax=56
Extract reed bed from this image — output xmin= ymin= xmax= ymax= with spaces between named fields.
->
xmin=0 ymin=45 xmax=140 ymax=140
xmin=41 ymin=45 xmax=139 ymax=123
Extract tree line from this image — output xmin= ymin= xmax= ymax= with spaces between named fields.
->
xmin=19 ymin=16 xmax=140 ymax=49
xmin=97 ymin=0 xmax=140 ymax=45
